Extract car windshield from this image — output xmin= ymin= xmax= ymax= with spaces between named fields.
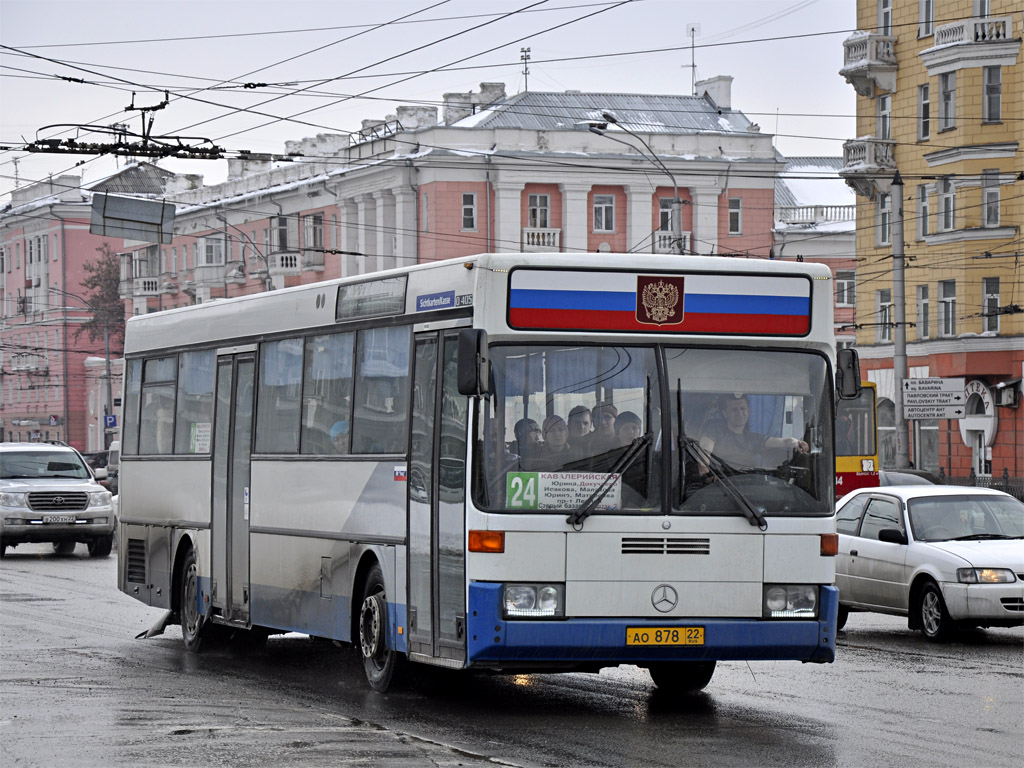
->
xmin=472 ymin=344 xmax=832 ymax=518
xmin=0 ymin=450 xmax=91 ymax=480
xmin=908 ymin=495 xmax=1024 ymax=542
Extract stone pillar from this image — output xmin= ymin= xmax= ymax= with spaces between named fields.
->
xmin=492 ymin=182 xmax=523 ymax=253
xmin=356 ymin=195 xmax=376 ymax=274
xmin=341 ymin=200 xmax=359 ymax=277
xmin=691 ymin=187 xmax=720 ymax=255
xmin=393 ymin=188 xmax=418 ymax=267
xmin=626 ymin=186 xmax=654 ymax=253
xmin=560 ymin=183 xmax=591 ymax=254
xmin=373 ymin=190 xmax=395 ymax=271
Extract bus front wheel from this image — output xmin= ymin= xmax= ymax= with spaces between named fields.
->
xmin=179 ymin=549 xmax=206 ymax=652
xmin=359 ymin=563 xmax=402 ymax=692
xmin=647 ymin=661 xmax=716 ymax=693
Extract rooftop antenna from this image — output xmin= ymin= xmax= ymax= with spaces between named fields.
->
xmin=685 ymin=24 xmax=701 ymax=95
xmin=520 ymin=47 xmax=531 ymax=92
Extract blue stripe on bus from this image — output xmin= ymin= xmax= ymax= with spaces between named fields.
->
xmin=510 ymin=289 xmax=809 ymax=316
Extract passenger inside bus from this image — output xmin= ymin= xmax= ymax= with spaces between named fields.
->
xmin=537 ymin=415 xmax=572 ymax=470
xmin=590 ymin=402 xmax=619 ymax=455
xmin=567 ymin=406 xmax=594 ymax=455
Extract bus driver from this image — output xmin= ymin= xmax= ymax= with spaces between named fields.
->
xmin=699 ymin=393 xmax=808 ymax=471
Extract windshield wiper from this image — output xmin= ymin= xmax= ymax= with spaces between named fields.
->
xmin=566 ymin=433 xmax=652 ymax=527
xmin=680 ymin=437 xmax=767 ymax=530
xmin=949 ymin=533 xmax=1018 ymax=541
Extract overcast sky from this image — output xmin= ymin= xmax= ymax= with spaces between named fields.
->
xmin=0 ymin=0 xmax=856 ymax=203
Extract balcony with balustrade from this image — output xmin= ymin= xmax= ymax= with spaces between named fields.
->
xmin=653 ymin=232 xmax=692 ymax=254
xmin=522 ymin=228 xmax=561 ymax=252
xmin=839 ymin=31 xmax=897 ymax=97
xmin=920 ymin=15 xmax=1019 ymax=74
xmin=840 ymin=138 xmax=896 ymax=199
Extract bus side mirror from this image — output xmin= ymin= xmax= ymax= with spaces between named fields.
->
xmin=837 ymin=348 xmax=862 ymax=400
xmin=457 ymin=329 xmax=490 ymax=396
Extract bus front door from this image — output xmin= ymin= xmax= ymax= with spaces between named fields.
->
xmin=212 ymin=353 xmax=256 ymax=626
xmin=408 ymin=330 xmax=468 ymax=665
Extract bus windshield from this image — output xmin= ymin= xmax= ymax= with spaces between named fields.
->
xmin=474 ymin=345 xmax=832 ymax=517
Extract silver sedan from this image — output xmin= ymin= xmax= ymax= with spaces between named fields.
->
xmin=834 ymin=486 xmax=1024 ymax=641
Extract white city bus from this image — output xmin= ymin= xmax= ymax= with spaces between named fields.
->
xmin=118 ymin=253 xmax=859 ymax=693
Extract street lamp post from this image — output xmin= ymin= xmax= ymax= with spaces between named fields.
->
xmin=216 ymin=212 xmax=273 ymax=292
xmin=590 ymin=111 xmax=685 ymax=255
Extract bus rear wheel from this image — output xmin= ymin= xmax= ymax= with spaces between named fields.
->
xmin=647 ymin=661 xmax=716 ymax=693
xmin=359 ymin=563 xmax=402 ymax=692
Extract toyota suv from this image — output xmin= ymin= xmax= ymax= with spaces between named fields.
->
xmin=0 ymin=442 xmax=116 ymax=558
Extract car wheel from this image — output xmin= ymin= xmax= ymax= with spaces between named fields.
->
xmin=359 ymin=563 xmax=402 ymax=692
xmin=918 ymin=582 xmax=953 ymax=642
xmin=180 ymin=549 xmax=206 ymax=652
xmin=88 ymin=534 xmax=113 ymax=558
xmin=52 ymin=541 xmax=76 ymax=556
xmin=647 ymin=661 xmax=717 ymax=693
xmin=837 ymin=605 xmax=849 ymax=631
xmin=0 ymin=542 xmax=7 ymax=558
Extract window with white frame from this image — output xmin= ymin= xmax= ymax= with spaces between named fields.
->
xmin=303 ymin=213 xmax=324 ymax=249
xmin=917 ymin=185 xmax=930 ymax=238
xmin=879 ymin=0 xmax=892 ymax=35
xmin=593 ymin=194 xmax=615 ymax=232
xmin=939 ymin=72 xmax=955 ymax=130
xmin=983 ymin=67 xmax=1001 ymax=123
xmin=919 ymin=0 xmax=934 ymax=36
xmin=273 ymin=216 xmax=289 ymax=251
xmin=461 ymin=193 xmax=477 ymax=231
xmin=877 ymin=289 xmax=892 ymax=342
xmin=983 ymin=277 xmax=1000 ymax=333
xmin=916 ymin=285 xmax=930 ymax=339
xmin=202 ymin=237 xmax=224 ymax=266
xmin=659 ymin=198 xmax=674 ymax=231
xmin=528 ymin=194 xmax=549 ymax=228
xmin=728 ymin=198 xmax=742 ymax=235
xmin=938 ymin=178 xmax=955 ymax=232
xmin=982 ymin=170 xmax=1000 ymax=227
xmin=877 ymin=94 xmax=892 ymax=140
xmin=835 ymin=271 xmax=856 ymax=306
xmin=918 ymin=84 xmax=930 ymax=140
xmin=877 ymin=193 xmax=891 ymax=245
xmin=939 ymin=280 xmax=956 ymax=337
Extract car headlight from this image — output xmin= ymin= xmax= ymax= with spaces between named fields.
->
xmin=957 ymin=568 xmax=1017 ymax=584
xmin=763 ymin=584 xmax=819 ymax=618
xmin=502 ymin=583 xmax=564 ymax=618
xmin=89 ymin=491 xmax=113 ymax=508
xmin=0 ymin=492 xmax=27 ymax=508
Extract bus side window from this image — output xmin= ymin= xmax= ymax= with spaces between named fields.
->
xmin=352 ymin=326 xmax=411 ymax=454
xmin=255 ymin=338 xmax=303 ymax=454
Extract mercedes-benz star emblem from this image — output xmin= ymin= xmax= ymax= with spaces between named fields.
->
xmin=651 ymin=584 xmax=678 ymax=613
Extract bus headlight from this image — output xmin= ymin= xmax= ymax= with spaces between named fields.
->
xmin=763 ymin=584 xmax=818 ymax=618
xmin=503 ymin=583 xmax=564 ymax=618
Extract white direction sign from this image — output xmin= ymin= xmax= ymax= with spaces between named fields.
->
xmin=902 ymin=378 xmax=967 ymax=420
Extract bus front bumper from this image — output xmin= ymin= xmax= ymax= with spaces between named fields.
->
xmin=466 ymin=583 xmax=838 ymax=666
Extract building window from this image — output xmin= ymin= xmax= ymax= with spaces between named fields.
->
xmin=916 ymin=185 xmax=930 ymax=239
xmin=202 ymin=237 xmax=224 ymax=266
xmin=879 ymin=0 xmax=892 ymax=35
xmin=659 ymin=198 xmax=674 ymax=231
xmin=593 ymin=194 xmax=615 ymax=232
xmin=939 ymin=280 xmax=956 ymax=337
xmin=272 ymin=216 xmax=289 ymax=251
xmin=528 ymin=194 xmax=549 ymax=228
xmin=876 ymin=289 xmax=892 ymax=342
xmin=982 ymin=170 xmax=1000 ymax=227
xmin=461 ymin=193 xmax=477 ymax=231
xmin=835 ymin=271 xmax=856 ymax=306
xmin=303 ymin=213 xmax=324 ymax=250
xmin=877 ymin=193 xmax=891 ymax=245
xmin=983 ymin=277 xmax=1000 ymax=333
xmin=877 ymin=94 xmax=891 ymax=140
xmin=728 ymin=198 xmax=742 ymax=235
xmin=939 ymin=72 xmax=955 ymax=131
xmin=983 ymin=67 xmax=1001 ymax=123
xmin=919 ymin=0 xmax=934 ymax=36
xmin=938 ymin=178 xmax=955 ymax=232
xmin=916 ymin=285 xmax=930 ymax=340
xmin=917 ymin=84 xmax=930 ymax=140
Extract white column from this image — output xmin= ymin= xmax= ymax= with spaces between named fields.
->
xmin=373 ymin=191 xmax=395 ymax=271
xmin=691 ymin=187 xmax=720 ymax=255
xmin=492 ymin=182 xmax=523 ymax=253
xmin=393 ymin=188 xmax=417 ymax=267
xmin=341 ymin=200 xmax=359 ymax=277
xmin=560 ymin=183 xmax=590 ymax=254
xmin=356 ymin=195 xmax=376 ymax=274
xmin=626 ymin=186 xmax=654 ymax=253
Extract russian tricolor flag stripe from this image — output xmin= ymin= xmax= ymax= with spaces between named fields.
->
xmin=508 ymin=270 xmax=811 ymax=336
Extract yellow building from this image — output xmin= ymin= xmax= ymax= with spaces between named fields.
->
xmin=839 ymin=1 xmax=1022 ymax=481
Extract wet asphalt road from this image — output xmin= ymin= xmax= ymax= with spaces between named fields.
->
xmin=1 ymin=543 xmax=1021 ymax=768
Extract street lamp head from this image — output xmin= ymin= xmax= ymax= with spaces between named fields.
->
xmin=588 ymin=125 xmax=607 ymax=136
xmin=600 ymin=110 xmax=619 ymax=125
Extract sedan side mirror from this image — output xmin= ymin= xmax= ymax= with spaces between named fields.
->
xmin=878 ymin=528 xmax=907 ymax=545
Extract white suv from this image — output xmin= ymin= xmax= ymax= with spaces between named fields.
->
xmin=0 ymin=442 xmax=116 ymax=558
